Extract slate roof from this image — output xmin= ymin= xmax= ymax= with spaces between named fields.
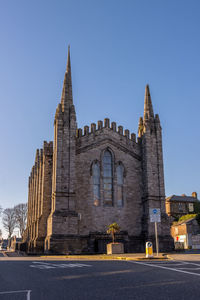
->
xmin=166 ymin=195 xmax=199 ymax=202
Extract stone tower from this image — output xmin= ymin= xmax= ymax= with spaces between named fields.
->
xmin=44 ymin=47 xmax=84 ymax=253
xmin=139 ymin=85 xmax=172 ymax=250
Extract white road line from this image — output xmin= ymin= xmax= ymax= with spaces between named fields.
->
xmin=160 ymin=263 xmax=188 ymax=266
xmin=0 ymin=290 xmax=29 ymax=294
xmin=30 ymin=264 xmax=56 ymax=269
xmin=144 ymin=262 xmax=188 ymax=266
xmin=0 ymin=289 xmax=32 ymax=299
xmin=178 ymin=267 xmax=200 ymax=270
xmin=27 ymin=290 xmax=31 ymax=300
xmin=32 ymin=262 xmax=91 ymax=267
xmin=177 ymin=261 xmax=200 ymax=267
xmin=128 ymin=261 xmax=200 ymax=277
xmin=30 ymin=262 xmax=92 ymax=269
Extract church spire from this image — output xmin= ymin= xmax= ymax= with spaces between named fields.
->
xmin=66 ymin=45 xmax=71 ymax=74
xmin=144 ymin=84 xmax=154 ymax=121
xmin=61 ymin=45 xmax=73 ymax=112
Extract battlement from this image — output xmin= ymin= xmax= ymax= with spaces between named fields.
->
xmin=76 ymin=118 xmax=137 ymax=143
xmin=43 ymin=141 xmax=53 ymax=156
xmin=29 ymin=141 xmax=53 ymax=180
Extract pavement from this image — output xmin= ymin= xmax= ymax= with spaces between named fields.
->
xmin=2 ymin=250 xmax=200 ymax=263
xmin=1 ymin=258 xmax=200 ymax=299
xmin=1 ymin=251 xmax=168 ymax=261
xmin=1 ymin=251 xmax=200 ymax=299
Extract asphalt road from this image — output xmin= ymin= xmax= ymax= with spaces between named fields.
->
xmin=1 ymin=260 xmax=200 ymax=299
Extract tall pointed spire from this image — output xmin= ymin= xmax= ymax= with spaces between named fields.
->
xmin=61 ymin=45 xmax=73 ymax=112
xmin=144 ymin=84 xmax=154 ymax=121
xmin=66 ymin=45 xmax=71 ymax=74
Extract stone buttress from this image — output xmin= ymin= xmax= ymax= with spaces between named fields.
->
xmin=24 ymin=142 xmax=53 ymax=253
xmin=33 ymin=142 xmax=53 ymax=252
xmin=139 ymin=85 xmax=173 ymax=251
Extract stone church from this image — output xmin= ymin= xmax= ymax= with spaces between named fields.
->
xmin=23 ymin=47 xmax=173 ymax=254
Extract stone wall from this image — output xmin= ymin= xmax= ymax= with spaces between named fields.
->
xmin=75 ymin=121 xmax=143 ymax=237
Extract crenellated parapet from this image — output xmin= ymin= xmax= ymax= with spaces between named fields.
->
xmin=76 ymin=118 xmax=137 ymax=143
xmin=43 ymin=141 xmax=53 ymax=156
xmin=75 ymin=118 xmax=140 ymax=160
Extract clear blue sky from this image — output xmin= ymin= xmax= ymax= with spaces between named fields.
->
xmin=0 ymin=0 xmax=200 ymax=216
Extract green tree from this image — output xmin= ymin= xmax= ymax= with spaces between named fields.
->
xmin=107 ymin=222 xmax=120 ymax=243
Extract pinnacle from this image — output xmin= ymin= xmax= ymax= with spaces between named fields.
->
xmin=66 ymin=45 xmax=71 ymax=74
xmin=61 ymin=45 xmax=73 ymax=112
xmin=144 ymin=84 xmax=154 ymax=120
xmin=138 ymin=117 xmax=144 ymax=137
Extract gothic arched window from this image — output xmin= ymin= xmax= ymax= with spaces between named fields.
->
xmin=116 ymin=164 xmax=124 ymax=207
xmin=92 ymin=162 xmax=100 ymax=206
xmin=103 ymin=150 xmax=113 ymax=206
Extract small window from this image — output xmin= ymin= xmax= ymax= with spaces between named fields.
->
xmin=189 ymin=203 xmax=194 ymax=212
xmin=92 ymin=162 xmax=100 ymax=206
xmin=178 ymin=203 xmax=183 ymax=212
xmin=117 ymin=164 xmax=124 ymax=207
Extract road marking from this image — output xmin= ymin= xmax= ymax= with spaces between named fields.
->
xmin=30 ymin=261 xmax=92 ymax=269
xmin=128 ymin=261 xmax=200 ymax=277
xmin=141 ymin=261 xmax=188 ymax=266
xmin=178 ymin=261 xmax=200 ymax=267
xmin=0 ymin=289 xmax=31 ymax=299
xmin=178 ymin=267 xmax=200 ymax=270
xmin=27 ymin=290 xmax=31 ymax=300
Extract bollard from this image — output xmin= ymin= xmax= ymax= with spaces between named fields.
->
xmin=146 ymin=241 xmax=153 ymax=258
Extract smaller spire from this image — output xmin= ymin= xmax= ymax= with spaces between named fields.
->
xmin=66 ymin=45 xmax=71 ymax=74
xmin=61 ymin=45 xmax=73 ymax=112
xmin=144 ymin=84 xmax=154 ymax=121
xmin=138 ymin=117 xmax=144 ymax=137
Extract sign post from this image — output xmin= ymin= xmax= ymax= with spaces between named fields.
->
xmin=154 ymin=222 xmax=159 ymax=257
xmin=149 ymin=208 xmax=161 ymax=257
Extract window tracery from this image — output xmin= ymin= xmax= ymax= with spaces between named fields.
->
xmin=116 ymin=164 xmax=124 ymax=207
xmin=103 ymin=150 xmax=113 ymax=206
xmin=92 ymin=162 xmax=100 ymax=206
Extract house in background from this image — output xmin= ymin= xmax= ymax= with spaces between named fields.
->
xmin=166 ymin=192 xmax=199 ymax=218
xmin=171 ymin=217 xmax=200 ymax=249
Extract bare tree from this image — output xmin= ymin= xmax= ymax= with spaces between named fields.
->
xmin=0 ymin=229 xmax=2 ymax=247
xmin=2 ymin=208 xmax=16 ymax=238
xmin=14 ymin=203 xmax=27 ymax=237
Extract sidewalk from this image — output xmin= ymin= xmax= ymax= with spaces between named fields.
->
xmin=0 ymin=250 xmax=167 ymax=261
xmin=40 ymin=253 xmax=168 ymax=261
xmin=2 ymin=250 xmax=200 ymax=261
